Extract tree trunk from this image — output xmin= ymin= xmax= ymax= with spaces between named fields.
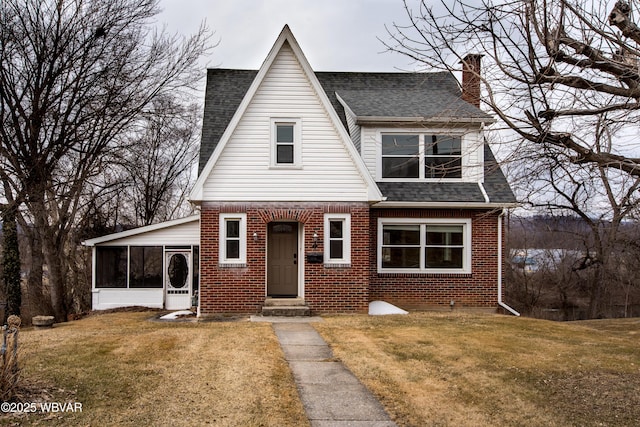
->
xmin=587 ymin=260 xmax=607 ymax=319
xmin=1 ymin=206 xmax=21 ymax=323
xmin=26 ymin=231 xmax=52 ymax=318
xmin=29 ymin=194 xmax=69 ymax=322
xmin=42 ymin=232 xmax=68 ymax=322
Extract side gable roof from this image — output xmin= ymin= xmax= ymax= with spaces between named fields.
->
xmin=191 ymin=25 xmax=382 ymax=202
xmin=319 ymin=71 xmax=492 ymax=125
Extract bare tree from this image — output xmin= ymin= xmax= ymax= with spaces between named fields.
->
xmin=120 ymin=95 xmax=200 ymax=226
xmin=517 ymin=131 xmax=640 ymax=316
xmin=386 ymin=0 xmax=640 ymax=318
xmin=0 ymin=0 xmax=212 ymax=320
xmin=386 ymin=0 xmax=640 ymax=176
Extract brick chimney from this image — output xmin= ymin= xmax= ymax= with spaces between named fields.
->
xmin=460 ymin=54 xmax=483 ymax=108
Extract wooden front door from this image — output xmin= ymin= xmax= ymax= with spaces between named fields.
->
xmin=267 ymin=222 xmax=299 ymax=297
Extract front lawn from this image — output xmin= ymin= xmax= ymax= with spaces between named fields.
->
xmin=5 ymin=312 xmax=308 ymax=426
xmin=6 ymin=310 xmax=639 ymax=426
xmin=315 ymin=312 xmax=640 ymax=427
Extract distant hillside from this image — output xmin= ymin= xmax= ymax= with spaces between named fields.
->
xmin=507 ymin=214 xmax=638 ymax=250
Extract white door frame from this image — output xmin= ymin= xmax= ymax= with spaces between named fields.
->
xmin=264 ymin=221 xmax=305 ymax=298
xmin=165 ymin=249 xmax=192 ymax=310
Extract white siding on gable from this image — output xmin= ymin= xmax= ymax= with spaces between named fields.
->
xmin=362 ymin=127 xmax=378 ymax=177
xmin=361 ymin=126 xmax=485 ymax=183
xmin=462 ymin=130 xmax=484 ymax=182
xmin=343 ymin=107 xmax=362 ymax=153
xmin=201 ymin=43 xmax=371 ymax=202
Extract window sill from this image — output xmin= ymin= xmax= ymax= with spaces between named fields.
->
xmin=269 ymin=165 xmax=303 ymax=170
xmin=219 ymin=263 xmax=247 ymax=268
xmin=324 ymin=263 xmax=351 ymax=268
xmin=377 ymin=269 xmax=471 ymax=276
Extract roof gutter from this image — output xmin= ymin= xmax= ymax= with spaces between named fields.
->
xmin=355 ymin=116 xmax=495 ymax=126
xmin=373 ymin=201 xmax=519 ymax=209
xmin=498 ymin=209 xmax=520 ymax=316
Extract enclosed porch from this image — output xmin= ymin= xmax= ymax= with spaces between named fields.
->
xmin=83 ymin=216 xmax=200 ymax=312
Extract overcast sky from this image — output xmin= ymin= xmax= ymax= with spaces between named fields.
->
xmin=157 ymin=0 xmax=417 ymax=72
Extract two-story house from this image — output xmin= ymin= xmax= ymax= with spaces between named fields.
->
xmin=84 ymin=25 xmax=517 ymax=316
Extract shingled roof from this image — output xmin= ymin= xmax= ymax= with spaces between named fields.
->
xmin=377 ymin=145 xmax=516 ymax=204
xmin=198 ymin=68 xmax=516 ymax=206
xmin=199 ymin=69 xmax=256 ymax=175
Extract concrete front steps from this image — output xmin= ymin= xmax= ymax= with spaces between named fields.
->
xmin=262 ymin=297 xmax=310 ymax=317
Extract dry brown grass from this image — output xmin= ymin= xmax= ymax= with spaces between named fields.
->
xmin=1 ymin=312 xmax=308 ymax=426
xmin=314 ymin=312 xmax=640 ymax=427
xmin=5 ymin=310 xmax=639 ymax=427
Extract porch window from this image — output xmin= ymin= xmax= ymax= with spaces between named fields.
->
xmin=95 ymin=246 xmax=127 ymax=288
xmin=219 ymin=213 xmax=247 ymax=265
xmin=129 ymin=246 xmax=163 ymax=288
xmin=378 ymin=218 xmax=471 ymax=273
xmin=192 ymin=245 xmax=200 ymax=292
xmin=271 ymin=118 xmax=301 ymax=167
xmin=324 ymin=214 xmax=351 ymax=265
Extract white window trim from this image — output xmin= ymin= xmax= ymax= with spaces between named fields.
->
xmin=376 ymin=129 xmax=468 ymax=182
xmin=324 ymin=213 xmax=351 ymax=266
xmin=270 ymin=118 xmax=302 ymax=168
xmin=377 ymin=218 xmax=472 ymax=274
xmin=219 ymin=213 xmax=247 ymax=266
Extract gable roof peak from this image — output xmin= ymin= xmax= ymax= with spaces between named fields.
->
xmin=190 ymin=23 xmax=383 ymax=202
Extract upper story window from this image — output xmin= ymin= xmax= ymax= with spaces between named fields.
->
xmin=382 ymin=134 xmax=419 ymax=178
xmin=425 ymin=135 xmax=462 ymax=178
xmin=276 ymin=124 xmax=294 ymax=163
xmin=271 ymin=118 xmax=302 ymax=168
xmin=381 ymin=134 xmax=462 ymax=179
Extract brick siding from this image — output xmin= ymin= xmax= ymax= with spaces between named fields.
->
xmin=200 ymin=203 xmax=502 ymax=314
xmin=199 ymin=202 xmax=370 ymax=315
xmin=370 ymin=208 xmax=501 ymax=310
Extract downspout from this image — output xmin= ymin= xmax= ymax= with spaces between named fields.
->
xmin=498 ymin=209 xmax=520 ymax=316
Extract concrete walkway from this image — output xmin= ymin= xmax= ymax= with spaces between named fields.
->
xmin=273 ymin=322 xmax=397 ymax=427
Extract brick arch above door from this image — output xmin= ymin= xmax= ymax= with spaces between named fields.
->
xmin=257 ymin=209 xmax=313 ymax=224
